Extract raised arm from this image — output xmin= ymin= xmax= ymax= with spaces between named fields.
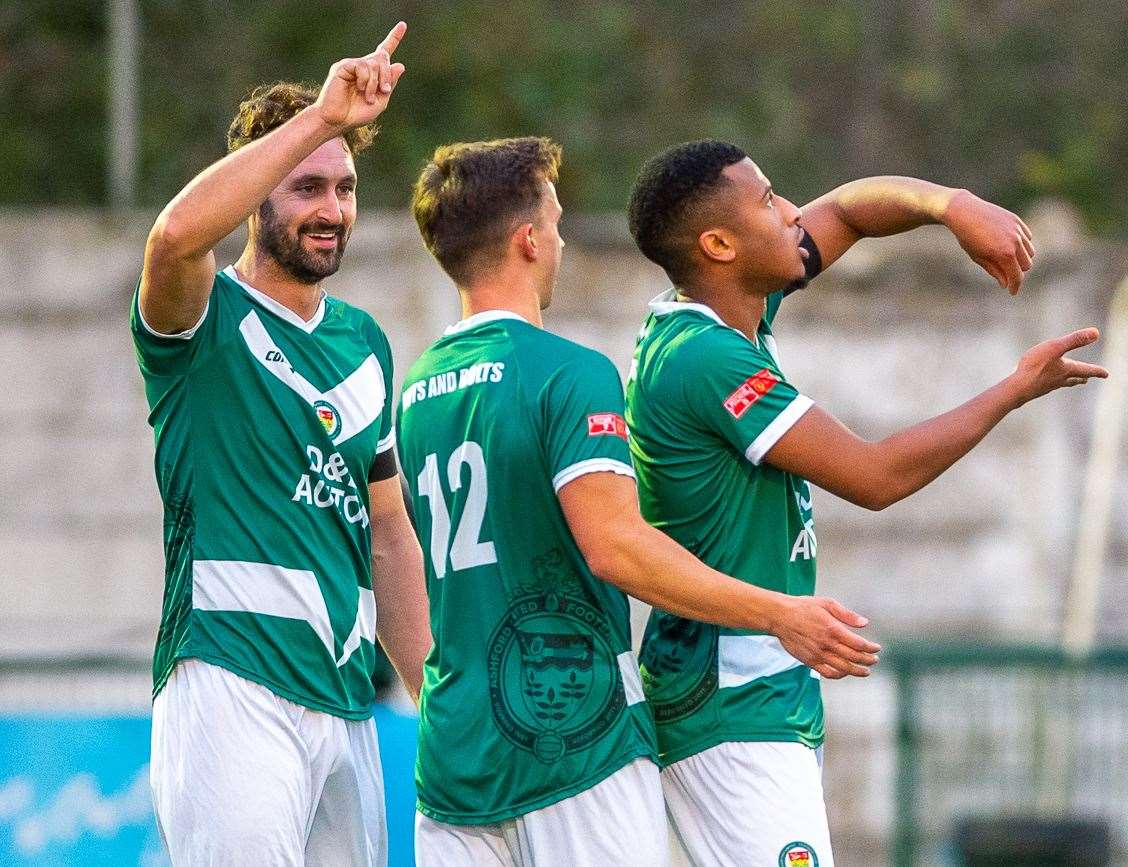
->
xmin=368 ymin=474 xmax=430 ymax=704
xmin=558 ymin=474 xmax=881 ymax=679
xmin=139 ymin=21 xmax=408 ymax=334
xmin=799 ymin=176 xmax=1035 ymax=293
xmin=765 ymin=329 xmax=1108 ymax=511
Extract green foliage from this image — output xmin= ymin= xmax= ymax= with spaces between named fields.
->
xmin=2 ymin=0 xmax=1125 ymax=233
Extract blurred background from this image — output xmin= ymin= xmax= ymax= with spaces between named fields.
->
xmin=2 ymin=1 xmax=1127 ymax=864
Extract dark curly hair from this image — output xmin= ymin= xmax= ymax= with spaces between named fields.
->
xmin=412 ymin=136 xmax=562 ymax=286
xmin=226 ymin=82 xmax=376 ymax=155
xmin=627 ymin=140 xmax=747 ymax=284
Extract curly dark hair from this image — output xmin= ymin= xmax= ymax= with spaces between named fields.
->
xmin=226 ymin=82 xmax=376 ymax=155
xmin=411 ymin=136 xmax=562 ymax=286
xmin=627 ymin=140 xmax=747 ymax=284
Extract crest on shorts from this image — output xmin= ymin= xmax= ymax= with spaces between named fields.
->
xmin=313 ymin=399 xmax=341 ymax=438
xmin=487 ymin=548 xmax=625 ymax=764
xmin=778 ymin=842 xmax=819 ymax=867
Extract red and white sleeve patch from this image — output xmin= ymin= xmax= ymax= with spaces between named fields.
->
xmin=587 ymin=412 xmax=628 ymax=440
xmin=723 ymin=369 xmax=780 ymax=419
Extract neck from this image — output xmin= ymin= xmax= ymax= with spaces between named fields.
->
xmin=458 ymin=270 xmax=544 ymax=328
xmin=234 ymin=245 xmax=324 ymax=322
xmin=678 ymin=273 xmax=772 ymax=341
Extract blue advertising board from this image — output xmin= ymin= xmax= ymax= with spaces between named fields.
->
xmin=0 ymin=705 xmax=419 ymax=866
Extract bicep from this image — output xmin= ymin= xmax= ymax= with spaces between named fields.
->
xmin=762 ymin=404 xmax=882 ymax=509
xmin=799 ymin=193 xmax=861 ymax=271
xmin=557 ymin=471 xmax=644 ymax=573
xmin=139 ymin=221 xmax=217 ymax=336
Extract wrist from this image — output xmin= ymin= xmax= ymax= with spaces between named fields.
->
xmin=298 ymin=104 xmax=347 ymax=145
xmin=938 ymin=188 xmax=972 ymax=227
xmin=1000 ymin=372 xmax=1031 ymax=409
xmin=760 ymin=591 xmax=793 ymax=635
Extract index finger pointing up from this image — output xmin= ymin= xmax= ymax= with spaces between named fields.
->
xmin=374 ymin=21 xmax=407 ymax=58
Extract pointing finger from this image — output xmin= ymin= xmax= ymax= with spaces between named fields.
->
xmin=375 ymin=20 xmax=407 ymax=57
xmin=1054 ymin=328 xmax=1101 ymax=354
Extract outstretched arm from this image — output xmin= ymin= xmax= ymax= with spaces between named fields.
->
xmin=765 ymin=329 xmax=1108 ymax=511
xmin=368 ymin=474 xmax=430 ymax=704
xmin=558 ymin=474 xmax=881 ymax=680
xmin=140 ymin=21 xmax=408 ymax=334
xmin=800 ymin=177 xmax=1035 ymax=293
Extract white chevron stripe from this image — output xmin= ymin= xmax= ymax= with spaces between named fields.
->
xmin=238 ymin=311 xmax=386 ymax=446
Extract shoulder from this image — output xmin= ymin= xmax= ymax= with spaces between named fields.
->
xmin=330 ymin=297 xmax=392 ymax=353
xmin=644 ymin=313 xmax=751 ymax=379
xmin=519 ymin=326 xmax=620 ymax=382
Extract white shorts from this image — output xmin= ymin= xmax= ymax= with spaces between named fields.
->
xmin=663 ymin=741 xmax=833 ymax=867
xmin=415 ymin=757 xmax=668 ymax=867
xmin=150 ymin=658 xmax=387 ymax=866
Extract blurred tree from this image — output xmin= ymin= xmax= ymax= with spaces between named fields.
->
xmin=0 ymin=0 xmax=1124 ymax=234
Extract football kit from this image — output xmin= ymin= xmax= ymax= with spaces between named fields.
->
xmin=626 ymin=239 xmax=834 ymax=866
xmin=133 ymin=266 xmax=397 ymax=865
xmin=396 ymin=310 xmax=666 ymax=866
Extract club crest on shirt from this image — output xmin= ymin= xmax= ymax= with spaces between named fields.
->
xmin=313 ymin=400 xmax=341 ymax=438
xmin=779 ymin=842 xmax=818 ymax=867
xmin=487 ymin=548 xmax=625 ymax=764
xmin=587 ymin=412 xmax=628 ymax=440
xmin=723 ymin=369 xmax=779 ymax=419
xmin=639 ymin=616 xmax=718 ymax=723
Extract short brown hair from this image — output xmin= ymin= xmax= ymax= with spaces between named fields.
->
xmin=226 ymin=82 xmax=376 ymax=154
xmin=411 ymin=137 xmax=562 ymax=286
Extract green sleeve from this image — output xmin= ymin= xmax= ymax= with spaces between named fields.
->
xmin=683 ymin=329 xmax=813 ymax=465
xmin=538 ymin=351 xmax=635 ymax=493
xmin=129 ymin=276 xmax=220 ymax=379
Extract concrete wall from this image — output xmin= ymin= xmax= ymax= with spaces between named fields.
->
xmin=2 ymin=207 xmax=1124 ymax=863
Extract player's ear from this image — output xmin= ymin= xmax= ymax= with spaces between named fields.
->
xmin=698 ymin=228 xmax=735 ymax=263
xmin=515 ymin=222 xmax=538 ymax=261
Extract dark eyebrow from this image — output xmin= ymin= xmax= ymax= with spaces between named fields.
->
xmin=290 ymin=173 xmax=357 ymax=187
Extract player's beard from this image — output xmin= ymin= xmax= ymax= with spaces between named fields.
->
xmin=257 ymin=199 xmax=350 ymax=285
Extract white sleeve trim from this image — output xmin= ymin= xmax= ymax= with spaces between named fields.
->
xmin=375 ymin=429 xmax=396 ymax=454
xmin=137 ymin=296 xmax=210 ymax=341
xmin=552 ymin=458 xmax=635 ymax=493
xmin=743 ymin=395 xmax=814 ymax=465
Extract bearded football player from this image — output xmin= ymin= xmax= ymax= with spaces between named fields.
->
xmin=132 ymin=22 xmax=429 ymax=865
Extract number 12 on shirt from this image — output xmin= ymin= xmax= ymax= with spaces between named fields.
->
xmin=417 ymin=440 xmax=498 ymax=578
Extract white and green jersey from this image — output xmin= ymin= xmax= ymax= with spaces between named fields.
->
xmin=626 ymin=280 xmax=822 ymax=766
xmin=397 ymin=310 xmax=657 ymax=825
xmin=131 ymin=266 xmax=397 ymax=719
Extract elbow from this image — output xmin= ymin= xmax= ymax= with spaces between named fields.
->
xmin=147 ymin=209 xmax=199 ymax=262
xmin=582 ymin=536 xmax=636 ymax=593
xmin=858 ymin=493 xmax=893 ymax=512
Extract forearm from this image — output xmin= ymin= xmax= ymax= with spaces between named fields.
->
xmin=593 ymin=519 xmax=787 ymax=632
xmin=151 ymin=106 xmax=339 ymax=259
xmin=371 ymin=534 xmax=430 ymax=703
xmin=825 ymin=175 xmax=960 ymax=238
xmin=867 ymin=375 xmax=1024 ymax=508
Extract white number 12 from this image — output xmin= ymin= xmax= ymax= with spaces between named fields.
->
xmin=417 ymin=440 xmax=497 ymax=578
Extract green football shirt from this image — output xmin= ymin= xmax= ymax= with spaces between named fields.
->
xmin=626 ymin=287 xmax=821 ymax=765
xmin=396 ymin=310 xmax=657 ymax=825
xmin=131 ymin=266 xmax=397 ymax=719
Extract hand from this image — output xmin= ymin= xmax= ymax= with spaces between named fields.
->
xmin=315 ymin=21 xmax=407 ymax=134
xmin=772 ymin=596 xmax=881 ymax=679
xmin=942 ymin=190 xmax=1035 ymax=295
xmin=1011 ymin=328 xmax=1109 ymax=405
